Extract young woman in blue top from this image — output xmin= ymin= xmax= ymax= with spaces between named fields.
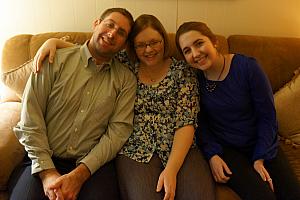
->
xmin=32 ymin=16 xmax=215 ymax=200
xmin=175 ymin=21 xmax=300 ymax=200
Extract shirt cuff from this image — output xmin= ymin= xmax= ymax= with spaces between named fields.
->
xmin=79 ymin=155 xmax=99 ymax=175
xmin=31 ymin=157 xmax=55 ymax=174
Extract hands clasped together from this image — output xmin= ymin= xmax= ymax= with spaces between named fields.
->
xmin=39 ymin=164 xmax=90 ymax=200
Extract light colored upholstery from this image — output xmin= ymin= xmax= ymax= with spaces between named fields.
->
xmin=1 ymin=32 xmax=300 ymax=200
xmin=275 ymin=67 xmax=300 ymax=145
xmin=0 ymin=102 xmax=24 ymax=191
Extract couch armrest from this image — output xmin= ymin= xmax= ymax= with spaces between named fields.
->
xmin=0 ymin=102 xmax=24 ymax=191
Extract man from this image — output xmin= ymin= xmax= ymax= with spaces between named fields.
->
xmin=11 ymin=8 xmax=136 ymax=200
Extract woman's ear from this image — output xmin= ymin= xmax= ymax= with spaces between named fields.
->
xmin=214 ymin=40 xmax=219 ymax=49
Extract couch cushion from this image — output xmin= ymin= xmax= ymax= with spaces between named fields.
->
xmin=0 ymin=84 xmax=20 ymax=103
xmin=274 ymin=67 xmax=300 ymax=145
xmin=228 ymin=35 xmax=300 ymax=93
xmin=0 ymin=102 xmax=24 ymax=191
xmin=1 ymin=59 xmax=33 ymax=99
xmin=279 ymin=140 xmax=300 ymax=182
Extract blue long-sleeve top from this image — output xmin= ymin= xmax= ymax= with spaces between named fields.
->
xmin=196 ymin=54 xmax=278 ymax=162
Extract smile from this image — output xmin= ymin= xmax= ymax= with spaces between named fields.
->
xmin=194 ymin=55 xmax=207 ymax=64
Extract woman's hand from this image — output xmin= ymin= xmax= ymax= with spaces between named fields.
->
xmin=209 ymin=155 xmax=232 ymax=183
xmin=33 ymin=38 xmax=60 ymax=73
xmin=253 ymin=159 xmax=274 ymax=191
xmin=156 ymin=168 xmax=177 ymax=200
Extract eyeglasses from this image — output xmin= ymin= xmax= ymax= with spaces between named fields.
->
xmin=134 ymin=40 xmax=163 ymax=51
xmin=102 ymin=19 xmax=128 ymax=38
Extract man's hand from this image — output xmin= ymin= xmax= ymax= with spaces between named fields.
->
xmin=49 ymin=163 xmax=91 ymax=200
xmin=39 ymin=168 xmax=63 ymax=200
xmin=253 ymin=159 xmax=274 ymax=192
xmin=156 ymin=168 xmax=176 ymax=200
xmin=209 ymin=155 xmax=232 ymax=183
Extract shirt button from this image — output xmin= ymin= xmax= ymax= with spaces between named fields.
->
xmin=68 ymin=146 xmax=73 ymax=150
xmin=80 ymin=109 xmax=84 ymax=113
xmin=74 ymin=128 xmax=78 ymax=132
xmin=87 ymin=91 xmax=90 ymax=95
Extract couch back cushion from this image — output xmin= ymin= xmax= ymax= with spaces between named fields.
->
xmin=228 ymin=35 xmax=300 ymax=93
xmin=1 ymin=32 xmax=93 ymax=99
xmin=1 ymin=32 xmax=93 ymax=73
xmin=1 ymin=32 xmax=228 ymax=99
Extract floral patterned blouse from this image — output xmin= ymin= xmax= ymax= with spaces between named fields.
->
xmin=116 ymin=51 xmax=199 ymax=166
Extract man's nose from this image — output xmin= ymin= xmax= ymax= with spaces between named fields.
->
xmin=107 ymin=29 xmax=117 ymax=38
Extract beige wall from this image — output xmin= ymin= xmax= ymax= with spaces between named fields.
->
xmin=177 ymin=0 xmax=300 ymax=38
xmin=1 ymin=0 xmax=300 ymax=61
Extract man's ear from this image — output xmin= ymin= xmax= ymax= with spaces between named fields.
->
xmin=92 ymin=19 xmax=101 ymax=30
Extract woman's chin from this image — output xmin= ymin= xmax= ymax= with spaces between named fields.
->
xmin=191 ymin=63 xmax=204 ymax=70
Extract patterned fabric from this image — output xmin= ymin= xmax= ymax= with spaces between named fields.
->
xmin=117 ymin=51 xmax=199 ymax=166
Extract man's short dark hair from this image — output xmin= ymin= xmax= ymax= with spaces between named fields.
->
xmin=100 ymin=8 xmax=134 ymax=28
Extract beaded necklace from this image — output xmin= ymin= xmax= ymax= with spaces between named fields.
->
xmin=204 ymin=55 xmax=225 ymax=92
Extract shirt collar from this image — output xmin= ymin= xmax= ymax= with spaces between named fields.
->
xmin=80 ymin=40 xmax=112 ymax=72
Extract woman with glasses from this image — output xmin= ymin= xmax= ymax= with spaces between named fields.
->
xmin=33 ymin=14 xmax=215 ymax=200
xmin=116 ymin=14 xmax=214 ymax=200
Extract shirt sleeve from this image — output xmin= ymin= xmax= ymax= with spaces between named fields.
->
xmin=80 ymin=68 xmax=137 ymax=174
xmin=197 ymin=106 xmax=223 ymax=160
xmin=247 ymin=58 xmax=278 ymax=161
xmin=14 ymin=59 xmax=56 ymax=174
xmin=174 ymin=62 xmax=200 ymax=130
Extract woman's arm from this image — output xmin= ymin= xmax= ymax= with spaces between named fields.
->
xmin=166 ymin=125 xmax=194 ymax=171
xmin=247 ymin=58 xmax=277 ymax=161
xmin=156 ymin=61 xmax=199 ymax=200
xmin=34 ymin=38 xmax=75 ymax=72
xmin=156 ymin=125 xmax=194 ymax=200
xmin=246 ymin=57 xmax=277 ymax=191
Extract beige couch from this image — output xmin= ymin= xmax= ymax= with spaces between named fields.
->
xmin=1 ymin=32 xmax=300 ymax=200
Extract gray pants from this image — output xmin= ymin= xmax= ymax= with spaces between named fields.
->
xmin=116 ymin=148 xmax=215 ymax=200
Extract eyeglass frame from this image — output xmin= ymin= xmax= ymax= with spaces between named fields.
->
xmin=100 ymin=19 xmax=129 ymax=38
xmin=134 ymin=40 xmax=163 ymax=51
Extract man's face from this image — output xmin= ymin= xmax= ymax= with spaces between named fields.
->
xmin=90 ymin=12 xmax=131 ymax=60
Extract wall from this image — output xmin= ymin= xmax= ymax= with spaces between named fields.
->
xmin=1 ymin=0 xmax=300 ymax=62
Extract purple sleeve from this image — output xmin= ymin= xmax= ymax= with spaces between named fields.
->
xmin=197 ymin=102 xmax=223 ymax=160
xmin=246 ymin=58 xmax=278 ymax=161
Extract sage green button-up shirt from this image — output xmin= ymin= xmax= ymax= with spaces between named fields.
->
xmin=14 ymin=42 xmax=137 ymax=175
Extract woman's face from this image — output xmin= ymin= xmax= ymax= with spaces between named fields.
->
xmin=179 ymin=30 xmax=218 ymax=70
xmin=134 ymin=27 xmax=164 ymax=67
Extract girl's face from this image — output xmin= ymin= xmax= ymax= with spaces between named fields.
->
xmin=179 ymin=30 xmax=218 ymax=70
xmin=134 ymin=27 xmax=164 ymax=67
